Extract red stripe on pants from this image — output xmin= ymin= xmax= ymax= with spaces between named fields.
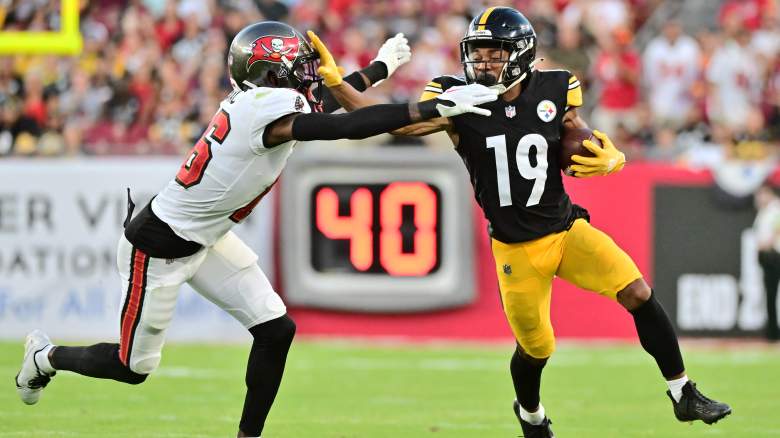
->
xmin=119 ymin=249 xmax=148 ymax=366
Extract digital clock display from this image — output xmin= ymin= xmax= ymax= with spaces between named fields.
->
xmin=279 ymin=146 xmax=476 ymax=312
xmin=310 ymin=182 xmax=442 ymax=276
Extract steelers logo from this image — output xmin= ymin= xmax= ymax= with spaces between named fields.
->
xmin=536 ymin=100 xmax=557 ymax=123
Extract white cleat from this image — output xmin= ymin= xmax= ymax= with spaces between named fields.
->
xmin=15 ymin=330 xmax=55 ymax=405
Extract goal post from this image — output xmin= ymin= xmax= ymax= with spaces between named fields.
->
xmin=0 ymin=0 xmax=82 ymax=55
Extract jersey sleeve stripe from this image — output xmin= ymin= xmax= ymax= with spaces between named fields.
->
xmin=568 ymin=75 xmax=578 ymax=84
xmin=424 ymin=86 xmax=443 ymax=93
xmin=567 ymin=86 xmax=583 ymax=108
xmin=568 ymin=81 xmax=581 ymax=89
xmin=426 ymin=81 xmax=442 ymax=88
xmin=419 ymin=90 xmax=441 ymax=102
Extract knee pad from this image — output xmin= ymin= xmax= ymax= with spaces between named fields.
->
xmin=107 ymin=344 xmax=149 ymax=384
xmin=517 ymin=328 xmax=555 ymax=360
xmin=249 ymin=314 xmax=296 ymax=349
xmin=245 ymin=315 xmax=296 ymax=388
xmin=129 ymin=354 xmax=161 ymax=376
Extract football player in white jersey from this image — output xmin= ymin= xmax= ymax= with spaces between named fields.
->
xmin=14 ymin=21 xmax=499 ymax=437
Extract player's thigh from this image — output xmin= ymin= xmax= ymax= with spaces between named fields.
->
xmin=557 ymin=219 xmax=642 ymax=300
xmin=116 ymin=235 xmax=200 ymax=373
xmin=492 ymin=238 xmax=556 ymax=358
xmin=188 ymin=231 xmax=287 ymax=328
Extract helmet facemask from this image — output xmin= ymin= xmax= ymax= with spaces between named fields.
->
xmin=460 ymin=35 xmax=536 ymax=92
xmin=289 ymin=52 xmax=324 ymax=107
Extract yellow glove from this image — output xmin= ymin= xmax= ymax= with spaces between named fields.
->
xmin=569 ymin=130 xmax=626 ymax=178
xmin=306 ymin=30 xmax=345 ymax=87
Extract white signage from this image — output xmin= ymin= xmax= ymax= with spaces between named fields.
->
xmin=0 ymin=159 xmax=274 ymax=341
xmin=676 ymin=228 xmax=773 ymax=331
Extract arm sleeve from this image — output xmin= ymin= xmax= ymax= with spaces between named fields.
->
xmin=291 ymin=102 xmax=426 ymax=141
xmin=566 ymin=73 xmax=583 ymax=111
xmin=251 ymin=88 xmax=311 ymax=154
xmin=319 ymin=62 xmax=389 ymax=113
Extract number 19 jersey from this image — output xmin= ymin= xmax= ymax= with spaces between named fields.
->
xmin=152 ymin=87 xmax=310 ymax=247
xmin=421 ymin=70 xmax=586 ymax=243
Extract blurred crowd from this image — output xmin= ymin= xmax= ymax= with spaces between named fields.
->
xmin=0 ymin=0 xmax=779 ymax=167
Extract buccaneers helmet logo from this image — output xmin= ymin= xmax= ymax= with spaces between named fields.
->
xmin=247 ymin=35 xmax=300 ymax=70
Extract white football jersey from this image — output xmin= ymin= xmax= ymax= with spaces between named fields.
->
xmin=152 ymin=87 xmax=310 ymax=246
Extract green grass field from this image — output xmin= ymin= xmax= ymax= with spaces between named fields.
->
xmin=1 ymin=339 xmax=778 ymax=437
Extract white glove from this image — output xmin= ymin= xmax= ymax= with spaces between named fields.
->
xmin=434 ymin=84 xmax=499 ymax=117
xmin=371 ymin=33 xmax=412 ymax=87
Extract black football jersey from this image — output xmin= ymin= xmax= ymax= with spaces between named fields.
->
xmin=422 ymin=70 xmax=588 ymax=243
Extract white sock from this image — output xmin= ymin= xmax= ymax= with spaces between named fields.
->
xmin=518 ymin=402 xmax=546 ymax=425
xmin=667 ymin=375 xmax=689 ymax=403
xmin=34 ymin=344 xmax=56 ymax=374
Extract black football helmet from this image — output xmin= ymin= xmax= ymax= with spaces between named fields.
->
xmin=460 ymin=7 xmax=537 ymax=91
xmin=228 ymin=21 xmax=323 ymax=103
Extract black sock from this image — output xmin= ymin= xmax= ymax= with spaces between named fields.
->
xmin=630 ymin=292 xmax=685 ymax=378
xmin=50 ymin=343 xmax=147 ymax=384
xmin=510 ymin=347 xmax=547 ymax=412
xmin=239 ymin=314 xmax=296 ymax=436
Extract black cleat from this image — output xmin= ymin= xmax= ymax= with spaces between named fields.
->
xmin=667 ymin=381 xmax=732 ymax=425
xmin=513 ymin=400 xmax=554 ymax=438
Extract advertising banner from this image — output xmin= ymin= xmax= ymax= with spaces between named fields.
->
xmin=654 ymin=186 xmax=767 ymax=336
xmin=0 ymin=159 xmax=274 ymax=341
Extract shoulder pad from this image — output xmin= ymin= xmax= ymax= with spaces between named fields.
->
xmin=420 ymin=75 xmax=467 ymax=101
xmin=437 ymin=75 xmax=468 ymax=91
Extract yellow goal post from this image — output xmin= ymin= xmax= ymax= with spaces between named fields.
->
xmin=0 ymin=0 xmax=82 ymax=55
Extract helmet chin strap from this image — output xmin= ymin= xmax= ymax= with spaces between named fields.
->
xmin=490 ymin=58 xmax=543 ymax=95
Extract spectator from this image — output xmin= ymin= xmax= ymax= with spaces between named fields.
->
xmin=255 ymin=0 xmax=288 ymax=22
xmin=754 ymin=182 xmax=780 ymax=341
xmin=176 ymin=0 xmax=212 ymax=29
xmin=643 ymin=20 xmax=701 ymax=129
xmin=0 ymin=58 xmax=23 ymax=101
xmin=591 ymin=27 xmax=641 ymax=136
xmin=644 ymin=127 xmax=683 ymax=163
xmin=21 ymin=69 xmax=46 ymax=131
xmin=706 ymin=20 xmax=763 ymax=134
xmin=545 ymin=18 xmax=590 ymax=81
xmin=0 ymin=0 xmax=776 ymax=157
xmin=719 ymin=0 xmax=775 ymax=33
xmin=155 ymin=1 xmax=184 ymax=52
xmin=388 ymin=0 xmax=424 ymax=43
xmin=0 ymin=96 xmax=40 ymax=156
xmin=335 ymin=28 xmax=374 ymax=74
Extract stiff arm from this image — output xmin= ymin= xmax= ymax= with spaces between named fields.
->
xmin=264 ymin=81 xmax=495 ymax=146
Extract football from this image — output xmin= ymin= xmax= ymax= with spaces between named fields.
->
xmin=560 ymin=127 xmax=602 ymax=176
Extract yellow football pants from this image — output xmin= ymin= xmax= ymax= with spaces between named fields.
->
xmin=492 ymin=219 xmax=642 ymax=359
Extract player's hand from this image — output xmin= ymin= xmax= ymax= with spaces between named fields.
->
xmin=370 ymin=33 xmax=412 ymax=87
xmin=307 ymin=30 xmax=345 ymax=87
xmin=569 ymin=130 xmax=626 ymax=177
xmin=434 ymin=84 xmax=499 ymax=117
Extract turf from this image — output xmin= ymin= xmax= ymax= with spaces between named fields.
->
xmin=1 ymin=339 xmax=778 ymax=437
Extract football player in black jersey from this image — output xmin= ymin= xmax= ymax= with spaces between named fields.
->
xmin=330 ymin=6 xmax=732 ymax=437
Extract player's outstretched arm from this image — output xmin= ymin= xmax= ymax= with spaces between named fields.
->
xmin=263 ymin=84 xmax=497 ymax=146
xmin=390 ymin=87 xmax=454 ymax=137
xmin=312 ymin=31 xmax=411 ymax=113
xmin=309 ymin=32 xmax=449 ymax=137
